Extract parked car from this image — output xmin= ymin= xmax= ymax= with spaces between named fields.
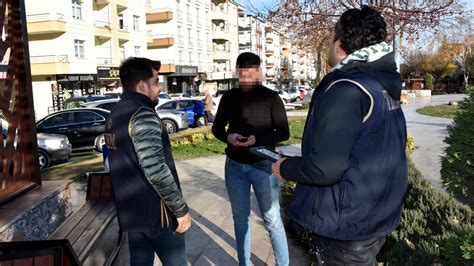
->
xmin=269 ymin=88 xmax=291 ymax=104
xmin=156 ymin=99 xmax=207 ymax=126
xmin=283 ymin=87 xmax=302 ymax=102
xmin=159 ymin=92 xmax=172 ymax=105
xmin=81 ymin=98 xmax=189 ymax=134
xmin=64 ymin=95 xmax=116 ymax=109
xmin=169 ymin=93 xmax=192 ymax=99
xmin=2 ymin=120 xmax=71 ymax=170
xmin=36 ymin=108 xmax=110 ymax=152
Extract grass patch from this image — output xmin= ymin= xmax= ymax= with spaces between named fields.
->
xmin=41 ymin=153 xmax=103 ymax=181
xmin=416 ymin=104 xmax=459 ymax=119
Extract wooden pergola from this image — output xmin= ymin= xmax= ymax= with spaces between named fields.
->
xmin=0 ymin=0 xmax=41 ymax=205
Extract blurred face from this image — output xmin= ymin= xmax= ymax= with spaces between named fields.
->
xmin=238 ymin=67 xmax=261 ymax=89
xmin=141 ymin=69 xmax=161 ymax=102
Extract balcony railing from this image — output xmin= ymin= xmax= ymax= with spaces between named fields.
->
xmin=148 ymin=34 xmax=174 ymax=48
xmin=146 ymin=8 xmax=173 ymax=23
xmin=30 ymin=55 xmax=68 ymax=63
xmin=26 ymin=13 xmax=64 ymax=22
xmin=94 ymin=20 xmax=110 ymax=27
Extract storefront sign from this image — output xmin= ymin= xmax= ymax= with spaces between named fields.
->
xmin=175 ymin=65 xmax=198 ymax=76
xmin=98 ymin=67 xmax=120 ymax=80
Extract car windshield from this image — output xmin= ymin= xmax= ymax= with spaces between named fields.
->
xmin=159 ymin=93 xmax=171 ymax=99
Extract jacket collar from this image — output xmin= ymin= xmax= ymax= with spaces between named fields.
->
xmin=122 ymin=90 xmax=156 ymax=109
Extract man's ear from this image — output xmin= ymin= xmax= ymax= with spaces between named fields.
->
xmin=334 ymin=40 xmax=347 ymax=58
xmin=136 ymin=80 xmax=146 ymax=93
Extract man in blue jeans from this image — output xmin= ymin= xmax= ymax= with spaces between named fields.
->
xmin=212 ymin=52 xmax=290 ymax=265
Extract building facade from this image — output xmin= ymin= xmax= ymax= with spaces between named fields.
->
xmin=25 ymin=0 xmax=147 ymax=120
xmin=146 ymin=0 xmax=213 ymax=95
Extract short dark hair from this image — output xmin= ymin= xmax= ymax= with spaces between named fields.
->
xmin=334 ymin=5 xmax=387 ymax=55
xmin=236 ymin=52 xmax=261 ymax=68
xmin=119 ymin=57 xmax=161 ymax=91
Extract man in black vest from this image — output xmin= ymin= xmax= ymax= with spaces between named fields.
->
xmin=105 ymin=57 xmax=192 ymax=266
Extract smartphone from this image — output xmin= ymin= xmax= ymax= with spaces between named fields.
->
xmin=237 ymin=136 xmax=249 ymax=142
xmin=249 ymin=146 xmax=293 ymax=162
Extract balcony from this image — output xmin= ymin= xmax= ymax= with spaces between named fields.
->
xmin=266 ymin=36 xmax=273 ymax=43
xmin=266 ymin=62 xmax=274 ymax=68
xmin=29 ymin=55 xmax=69 ymax=75
xmin=159 ymin=62 xmax=176 ymax=73
xmin=148 ymin=34 xmax=174 ymax=48
xmin=26 ymin=13 xmax=66 ymax=36
xmin=213 ymin=30 xmax=231 ymax=41
xmin=213 ymin=50 xmax=230 ymax=60
xmin=94 ymin=20 xmax=112 ymax=39
xmin=117 ymin=27 xmax=130 ymax=43
xmin=94 ymin=0 xmax=110 ymax=5
xmin=116 ymin=0 xmax=128 ymax=12
xmin=146 ymin=9 xmax=173 ymax=23
xmin=265 ymin=50 xmax=274 ymax=56
xmin=211 ymin=10 xmax=227 ymax=21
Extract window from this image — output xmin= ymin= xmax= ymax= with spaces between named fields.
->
xmin=160 ymin=102 xmax=177 ymax=110
xmin=188 ymin=52 xmax=192 ymax=64
xmin=134 ymin=46 xmax=141 ymax=57
xmin=40 ymin=113 xmax=70 ymax=128
xmin=120 ymin=46 xmax=125 ymax=61
xmin=178 ymin=51 xmax=183 ymax=64
xmin=73 ymin=111 xmax=104 ymax=123
xmin=118 ymin=14 xmax=124 ymax=30
xmin=187 ymin=28 xmax=192 ymax=45
xmin=133 ymin=15 xmax=140 ymax=31
xmin=72 ymin=0 xmax=82 ymax=20
xmin=179 ymin=101 xmax=194 ymax=109
xmin=74 ymin=40 xmax=85 ymax=58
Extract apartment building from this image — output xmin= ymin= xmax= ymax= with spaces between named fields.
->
xmin=264 ymin=26 xmax=281 ymax=86
xmin=146 ymin=0 xmax=213 ymax=95
xmin=25 ymin=0 xmax=147 ymax=119
xmin=207 ymin=0 xmax=239 ymax=92
xmin=237 ymin=7 xmax=265 ymax=62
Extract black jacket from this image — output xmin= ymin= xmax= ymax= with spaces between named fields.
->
xmin=212 ymin=85 xmax=289 ymax=164
xmin=105 ymin=91 xmax=188 ymax=232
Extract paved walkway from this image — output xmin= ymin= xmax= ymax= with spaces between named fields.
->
xmin=114 ymin=154 xmax=309 ymax=266
xmin=402 ymin=94 xmax=467 ymax=188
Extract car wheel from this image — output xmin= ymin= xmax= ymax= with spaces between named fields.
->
xmin=95 ymin=134 xmax=106 ymax=152
xmin=195 ymin=116 xmax=206 ymax=127
xmin=38 ymin=149 xmax=51 ymax=170
xmin=162 ymin=119 xmax=177 ymax=134
xmin=295 ymin=96 xmax=301 ymax=102
xmin=282 ymin=98 xmax=288 ymax=104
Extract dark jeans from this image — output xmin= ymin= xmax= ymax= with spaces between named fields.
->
xmin=128 ymin=230 xmax=187 ymax=266
xmin=309 ymin=233 xmax=385 ymax=265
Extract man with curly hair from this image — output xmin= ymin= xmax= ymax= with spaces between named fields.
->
xmin=272 ymin=6 xmax=408 ymax=265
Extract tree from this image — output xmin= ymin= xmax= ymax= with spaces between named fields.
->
xmin=250 ymin=0 xmax=468 ymax=78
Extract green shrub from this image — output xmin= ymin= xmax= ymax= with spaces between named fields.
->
xmin=441 ymin=92 xmax=474 ymax=207
xmin=378 ymin=160 xmax=473 ymax=264
xmin=424 ymin=73 xmax=434 ymax=91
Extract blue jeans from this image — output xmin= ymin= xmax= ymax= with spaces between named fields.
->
xmin=128 ymin=229 xmax=187 ymax=266
xmin=225 ymin=157 xmax=289 ymax=266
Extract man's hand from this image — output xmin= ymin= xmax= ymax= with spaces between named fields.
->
xmin=227 ymin=133 xmax=256 ymax=147
xmin=175 ymin=213 xmax=192 ymax=233
xmin=272 ymin=157 xmax=287 ymax=179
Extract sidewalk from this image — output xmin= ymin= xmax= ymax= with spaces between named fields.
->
xmin=114 ymin=153 xmax=309 ymax=266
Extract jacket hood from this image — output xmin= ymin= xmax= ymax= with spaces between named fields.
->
xmin=340 ymin=52 xmax=402 ymax=100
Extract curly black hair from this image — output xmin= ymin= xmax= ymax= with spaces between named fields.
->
xmin=334 ymin=5 xmax=387 ymax=55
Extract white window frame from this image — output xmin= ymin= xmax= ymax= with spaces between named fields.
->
xmin=134 ymin=46 xmax=141 ymax=57
xmin=72 ymin=0 xmax=82 ymax=20
xmin=133 ymin=15 xmax=140 ymax=31
xmin=74 ymin=39 xmax=85 ymax=58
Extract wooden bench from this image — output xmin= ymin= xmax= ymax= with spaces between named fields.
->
xmin=0 ymin=172 xmax=123 ymax=265
xmin=48 ymin=171 xmax=123 ymax=265
xmin=0 ymin=239 xmax=80 ymax=266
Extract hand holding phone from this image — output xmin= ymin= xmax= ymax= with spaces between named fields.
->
xmin=237 ymin=136 xmax=248 ymax=142
xmin=228 ymin=134 xmax=255 ymax=147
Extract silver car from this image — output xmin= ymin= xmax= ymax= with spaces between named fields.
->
xmin=81 ymin=98 xmax=189 ymax=134
xmin=2 ymin=125 xmax=71 ymax=170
